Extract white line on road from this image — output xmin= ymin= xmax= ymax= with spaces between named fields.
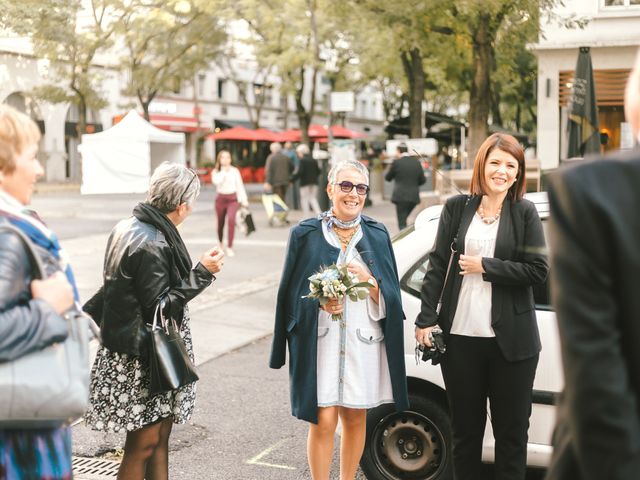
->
xmin=246 ymin=439 xmax=296 ymax=470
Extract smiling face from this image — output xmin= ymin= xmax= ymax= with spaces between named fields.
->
xmin=219 ymin=151 xmax=232 ymax=168
xmin=483 ymin=148 xmax=519 ymax=197
xmin=327 ymin=168 xmax=367 ymax=221
xmin=0 ymin=143 xmax=43 ymax=205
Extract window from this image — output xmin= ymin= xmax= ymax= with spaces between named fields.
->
xmin=603 ymin=0 xmax=640 ymax=6
xmin=198 ymin=74 xmax=206 ymax=97
xmin=217 ymin=78 xmax=226 ymax=99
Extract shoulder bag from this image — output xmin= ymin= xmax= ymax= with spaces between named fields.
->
xmin=419 ymin=195 xmax=471 ymax=365
xmin=0 ymin=224 xmax=92 ymax=428
xmin=147 ymin=298 xmax=199 ymax=396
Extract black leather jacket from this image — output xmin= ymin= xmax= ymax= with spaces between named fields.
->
xmin=85 ymin=216 xmax=213 ymax=357
xmin=0 ymin=219 xmax=68 ymax=362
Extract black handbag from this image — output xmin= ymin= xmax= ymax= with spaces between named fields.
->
xmin=147 ymin=298 xmax=199 ymax=396
xmin=236 ymin=206 xmax=256 ymax=236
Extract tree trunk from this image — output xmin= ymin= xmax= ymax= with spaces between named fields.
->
xmin=401 ymin=48 xmax=425 ymax=138
xmin=491 ymin=86 xmax=502 ymax=128
xmin=468 ymin=14 xmax=492 ymax=167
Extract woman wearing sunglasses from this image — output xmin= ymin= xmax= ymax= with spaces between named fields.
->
xmin=270 ymin=160 xmax=408 ymax=479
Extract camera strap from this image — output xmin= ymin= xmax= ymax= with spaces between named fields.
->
xmin=436 ymin=195 xmax=471 ymax=315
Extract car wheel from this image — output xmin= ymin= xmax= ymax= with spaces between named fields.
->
xmin=360 ymin=394 xmax=452 ymax=480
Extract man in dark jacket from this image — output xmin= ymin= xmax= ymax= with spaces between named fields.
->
xmin=264 ymin=142 xmax=293 ymax=206
xmin=546 ymin=50 xmax=640 ymax=480
xmin=385 ymin=143 xmax=426 ymax=230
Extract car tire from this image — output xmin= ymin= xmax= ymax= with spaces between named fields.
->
xmin=360 ymin=393 xmax=453 ymax=480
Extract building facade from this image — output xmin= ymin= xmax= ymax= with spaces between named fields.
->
xmin=533 ymin=0 xmax=640 ymax=169
xmin=1 ymin=34 xmax=385 ymax=182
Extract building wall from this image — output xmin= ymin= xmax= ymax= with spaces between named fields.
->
xmin=534 ymin=0 xmax=640 ymax=169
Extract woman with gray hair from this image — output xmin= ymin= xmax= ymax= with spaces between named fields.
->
xmin=270 ymin=160 xmax=408 ymax=479
xmin=84 ymin=162 xmax=224 ymax=480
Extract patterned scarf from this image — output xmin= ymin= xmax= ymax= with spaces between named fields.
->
xmin=0 ymin=191 xmax=79 ymax=301
xmin=318 ymin=209 xmax=362 ymax=230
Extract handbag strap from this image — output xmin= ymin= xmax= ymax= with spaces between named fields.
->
xmin=436 ymin=195 xmax=471 ymax=315
xmin=0 ymin=223 xmax=46 ymax=279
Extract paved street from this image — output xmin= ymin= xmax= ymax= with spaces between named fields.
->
xmin=30 ymin=185 xmax=545 ymax=479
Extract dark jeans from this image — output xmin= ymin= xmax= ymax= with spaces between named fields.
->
xmin=440 ymin=335 xmax=539 ymax=480
xmin=394 ymin=201 xmax=417 ymax=230
xmin=215 ymin=193 xmax=239 ymax=247
xmin=273 ymin=185 xmax=288 ymax=207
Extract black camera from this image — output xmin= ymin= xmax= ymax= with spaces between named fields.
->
xmin=416 ymin=327 xmax=446 ymax=365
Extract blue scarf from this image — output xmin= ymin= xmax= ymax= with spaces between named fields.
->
xmin=0 ymin=194 xmax=79 ymax=301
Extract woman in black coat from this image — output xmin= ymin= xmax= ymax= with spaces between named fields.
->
xmin=415 ymin=133 xmax=548 ymax=480
xmin=84 ymin=163 xmax=224 ymax=480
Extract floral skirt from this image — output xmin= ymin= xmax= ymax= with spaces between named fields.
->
xmin=84 ymin=309 xmax=197 ymax=433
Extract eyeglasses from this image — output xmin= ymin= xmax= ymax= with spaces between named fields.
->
xmin=180 ymin=169 xmax=198 ymax=204
xmin=334 ymin=181 xmax=370 ymax=196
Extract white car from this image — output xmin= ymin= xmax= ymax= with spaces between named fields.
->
xmin=360 ymin=192 xmax=563 ymax=480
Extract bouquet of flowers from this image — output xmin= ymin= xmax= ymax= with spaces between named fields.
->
xmin=303 ymin=264 xmax=373 ymax=321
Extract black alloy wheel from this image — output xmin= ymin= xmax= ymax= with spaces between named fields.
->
xmin=360 ymin=394 xmax=452 ymax=480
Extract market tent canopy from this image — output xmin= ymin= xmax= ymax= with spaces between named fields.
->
xmin=274 ymin=124 xmax=366 ymax=142
xmin=79 ymin=110 xmax=185 ymax=195
xmin=208 ymin=126 xmax=263 ymax=141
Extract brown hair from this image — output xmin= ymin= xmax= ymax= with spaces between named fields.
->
xmin=469 ymin=133 xmax=526 ymax=202
xmin=214 ymin=149 xmax=233 ymax=170
xmin=0 ymin=104 xmax=41 ymax=174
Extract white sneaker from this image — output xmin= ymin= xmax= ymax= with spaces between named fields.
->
xmin=226 ymin=247 xmax=235 ymax=257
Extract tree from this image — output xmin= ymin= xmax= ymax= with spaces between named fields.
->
xmin=114 ymin=0 xmax=226 ymax=120
xmin=0 ymin=0 xmax=117 ymax=138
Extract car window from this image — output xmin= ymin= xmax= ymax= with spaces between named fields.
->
xmin=401 ymin=218 xmax=553 ymax=310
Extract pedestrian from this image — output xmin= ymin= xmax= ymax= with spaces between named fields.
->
xmin=83 ymin=162 xmax=224 ymax=480
xmin=0 ymin=104 xmax=77 ymax=479
xmin=384 ymin=143 xmax=426 ymax=230
xmin=283 ymin=141 xmax=301 ymax=209
xmin=212 ymin=149 xmax=248 ymax=258
xmin=415 ymin=133 xmax=548 ymax=480
xmin=264 ymin=142 xmax=293 ymax=206
xmin=545 ymin=49 xmax=640 ymax=480
xmin=270 ymin=160 xmax=409 ymax=480
xmin=291 ymin=143 xmax=321 ymax=217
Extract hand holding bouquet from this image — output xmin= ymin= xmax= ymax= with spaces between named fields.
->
xmin=303 ymin=264 xmax=373 ymax=321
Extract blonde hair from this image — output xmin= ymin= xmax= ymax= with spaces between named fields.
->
xmin=0 ymin=104 xmax=41 ymax=174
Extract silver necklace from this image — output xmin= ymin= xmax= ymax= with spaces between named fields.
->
xmin=477 ymin=202 xmax=502 ymax=225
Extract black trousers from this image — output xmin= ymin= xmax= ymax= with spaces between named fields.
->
xmin=394 ymin=201 xmax=417 ymax=230
xmin=440 ymin=335 xmax=539 ymax=480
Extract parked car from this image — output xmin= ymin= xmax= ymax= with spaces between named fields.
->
xmin=360 ymin=192 xmax=562 ymax=480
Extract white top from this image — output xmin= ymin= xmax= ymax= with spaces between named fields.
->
xmin=450 ymin=214 xmax=499 ymax=337
xmin=211 ymin=167 xmax=248 ymax=205
xmin=315 ymin=222 xmax=394 ymax=409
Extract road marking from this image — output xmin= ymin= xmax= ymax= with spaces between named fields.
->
xmin=246 ymin=439 xmax=296 ymax=470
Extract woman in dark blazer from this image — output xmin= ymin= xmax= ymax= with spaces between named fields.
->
xmin=270 ymin=160 xmax=408 ymax=479
xmin=415 ymin=133 xmax=548 ymax=480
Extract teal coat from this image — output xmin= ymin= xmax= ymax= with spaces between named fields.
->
xmin=269 ymin=216 xmax=409 ymax=424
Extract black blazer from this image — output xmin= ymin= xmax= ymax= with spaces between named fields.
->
xmin=416 ymin=194 xmax=548 ymax=361
xmin=546 ymin=150 xmax=640 ymax=480
xmin=385 ymin=155 xmax=426 ymax=204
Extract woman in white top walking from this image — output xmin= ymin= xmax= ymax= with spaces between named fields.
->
xmin=212 ymin=150 xmax=248 ymax=257
xmin=415 ymin=133 xmax=548 ymax=480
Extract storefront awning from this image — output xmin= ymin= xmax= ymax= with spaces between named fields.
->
xmin=149 ymin=114 xmax=211 ymax=133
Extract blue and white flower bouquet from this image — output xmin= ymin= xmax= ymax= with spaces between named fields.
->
xmin=303 ymin=264 xmax=373 ymax=321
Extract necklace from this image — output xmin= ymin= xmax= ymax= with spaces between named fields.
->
xmin=334 ymin=226 xmax=359 ymax=248
xmin=477 ymin=201 xmax=502 ymax=225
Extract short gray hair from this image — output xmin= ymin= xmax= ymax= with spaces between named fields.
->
xmin=147 ymin=162 xmax=200 ymax=213
xmin=270 ymin=142 xmax=282 ymax=153
xmin=327 ymin=160 xmax=369 ymax=184
xmin=296 ymin=144 xmax=310 ymax=156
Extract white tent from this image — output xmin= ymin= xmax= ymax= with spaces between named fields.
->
xmin=79 ymin=110 xmax=186 ymax=194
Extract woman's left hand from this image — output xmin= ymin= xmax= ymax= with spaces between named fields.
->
xmin=458 ymin=254 xmax=485 ymax=275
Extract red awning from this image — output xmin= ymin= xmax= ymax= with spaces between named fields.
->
xmin=274 ymin=129 xmax=302 ymax=142
xmin=209 ymin=126 xmax=272 ymax=141
xmin=274 ymin=124 xmax=366 ymax=142
xmin=254 ymin=128 xmax=280 ymax=142
xmin=148 ymin=114 xmax=211 ymax=133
